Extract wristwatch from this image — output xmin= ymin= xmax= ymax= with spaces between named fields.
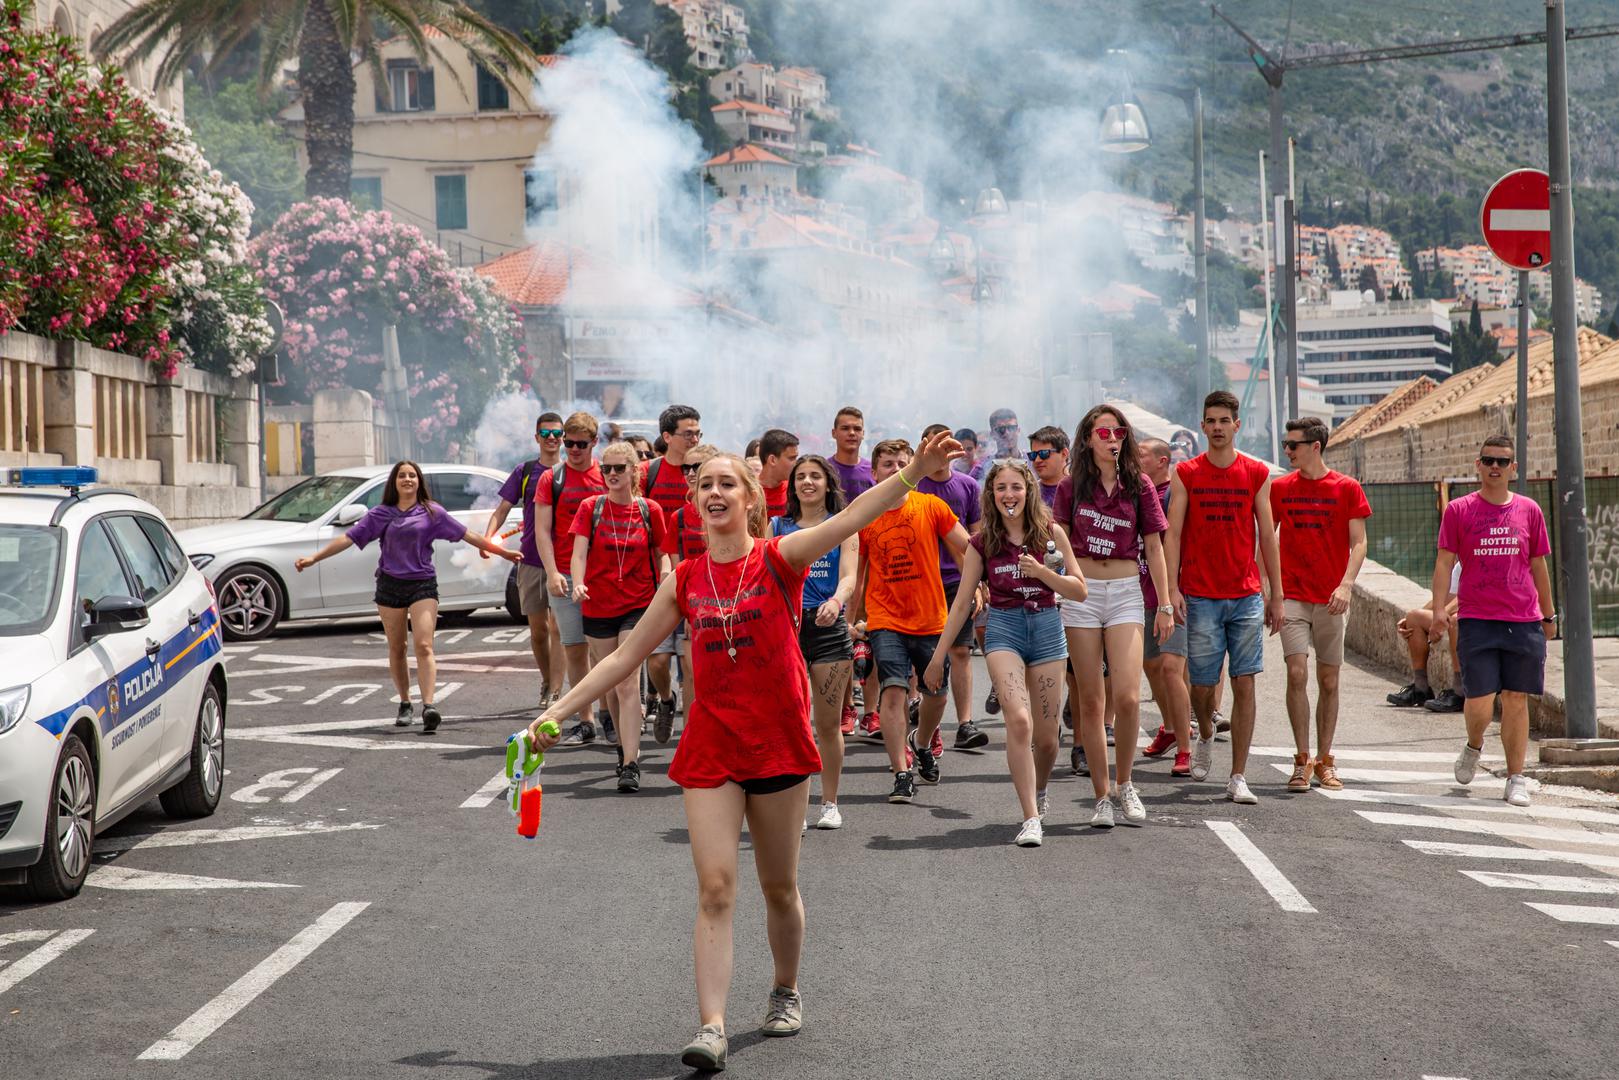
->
xmin=1157 ymin=605 xmax=1175 ymax=615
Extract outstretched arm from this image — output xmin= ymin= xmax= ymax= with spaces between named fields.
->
xmin=462 ymin=526 xmax=520 ymax=562
xmin=777 ymin=430 xmax=963 ymax=571
xmin=294 ymin=534 xmax=353 ymax=572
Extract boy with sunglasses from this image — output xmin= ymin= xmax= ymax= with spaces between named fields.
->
xmin=486 ymin=412 xmax=566 ymax=708
xmin=1026 ymin=425 xmax=1069 ymax=508
xmin=536 ymin=411 xmax=608 ymax=745
xmin=1431 ymin=434 xmax=1554 ymax=808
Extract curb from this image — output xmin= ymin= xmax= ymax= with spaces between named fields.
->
xmin=1519 ymin=763 xmax=1619 ymax=794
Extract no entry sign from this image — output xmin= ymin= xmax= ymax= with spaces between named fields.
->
xmin=1480 ymin=169 xmax=1552 ymax=271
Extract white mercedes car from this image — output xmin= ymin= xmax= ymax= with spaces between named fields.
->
xmin=177 ymin=464 xmax=522 ymax=642
xmin=0 ymin=467 xmax=228 ymax=901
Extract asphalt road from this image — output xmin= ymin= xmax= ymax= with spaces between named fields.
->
xmin=4 ymin=608 xmax=1619 ymax=1080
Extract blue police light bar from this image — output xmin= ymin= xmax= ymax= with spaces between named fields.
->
xmin=3 ymin=466 xmax=100 ymax=489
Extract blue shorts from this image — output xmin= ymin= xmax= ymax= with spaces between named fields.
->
xmin=984 ymin=605 xmax=1067 ymax=666
xmin=869 ymin=628 xmax=948 ymax=697
xmin=1185 ymin=593 xmax=1264 ymax=686
xmin=1458 ymin=619 xmax=1546 ymax=698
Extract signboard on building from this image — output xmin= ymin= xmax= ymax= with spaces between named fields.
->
xmin=1480 ymin=169 xmax=1552 ymax=271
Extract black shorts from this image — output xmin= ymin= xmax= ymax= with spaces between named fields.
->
xmin=375 ymin=572 xmax=438 ymax=609
xmin=583 ymin=606 xmax=646 ymax=641
xmin=799 ymin=612 xmax=855 ymax=666
xmin=1458 ymin=618 xmax=1546 ymax=698
xmin=942 ymin=582 xmax=975 ymax=649
xmin=736 ymin=774 xmax=811 ymax=796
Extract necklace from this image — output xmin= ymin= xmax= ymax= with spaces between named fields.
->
xmin=705 ymin=543 xmax=755 ymax=662
xmin=608 ymin=498 xmax=631 ymax=581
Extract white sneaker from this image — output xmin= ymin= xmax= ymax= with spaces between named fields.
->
xmin=1226 ymin=774 xmax=1258 ymax=804
xmin=1191 ymin=735 xmax=1213 ymax=781
xmin=1090 ymin=798 xmax=1115 ymax=829
xmin=1454 ymin=743 xmax=1482 ymax=785
xmin=1014 ymin=817 xmax=1043 ymax=847
xmin=814 ymin=803 xmax=843 ymax=830
xmin=1119 ymin=781 xmax=1147 ymax=823
xmin=1504 ymin=774 xmax=1532 ymax=807
xmin=1036 ymin=791 xmax=1050 ymax=821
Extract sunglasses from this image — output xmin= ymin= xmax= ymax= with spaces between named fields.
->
xmin=1480 ymin=455 xmax=1514 ymax=468
xmin=1282 ymin=439 xmax=1310 ymax=451
xmin=1026 ymin=449 xmax=1058 ymax=462
xmin=994 ymin=424 xmax=1019 ymax=435
xmin=563 ymin=439 xmax=592 ymax=450
xmin=537 ymin=428 xmax=564 ymax=439
xmin=681 ymin=462 xmax=702 ymax=475
xmin=1093 ymin=426 xmax=1128 ymax=441
xmin=601 ymin=462 xmax=630 ymax=475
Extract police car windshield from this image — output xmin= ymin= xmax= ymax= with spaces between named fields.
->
xmin=245 ymin=475 xmax=366 ymax=523
xmin=0 ymin=525 xmax=62 ymax=635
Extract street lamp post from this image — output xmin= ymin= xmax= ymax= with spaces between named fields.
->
xmin=1100 ymin=74 xmax=1211 ymax=432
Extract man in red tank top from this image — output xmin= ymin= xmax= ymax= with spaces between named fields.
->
xmin=1165 ymin=391 xmax=1283 ymax=804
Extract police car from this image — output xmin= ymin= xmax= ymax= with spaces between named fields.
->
xmin=0 ymin=468 xmax=228 ymax=901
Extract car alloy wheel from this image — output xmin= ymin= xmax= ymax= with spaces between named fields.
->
xmin=216 ymin=567 xmax=282 ymax=640
xmin=56 ymin=754 xmax=94 ymax=882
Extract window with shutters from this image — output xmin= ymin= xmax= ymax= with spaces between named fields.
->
xmin=351 ymin=176 xmax=382 ymax=211
xmin=476 ymin=63 xmax=510 ymax=110
xmin=387 ymin=62 xmax=434 ymax=112
xmin=435 ymin=174 xmax=468 ymax=231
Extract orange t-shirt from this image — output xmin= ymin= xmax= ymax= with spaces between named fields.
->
xmin=858 ymin=491 xmax=958 ymax=636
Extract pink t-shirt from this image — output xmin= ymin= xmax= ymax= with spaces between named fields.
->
xmin=1437 ymin=491 xmax=1550 ymax=623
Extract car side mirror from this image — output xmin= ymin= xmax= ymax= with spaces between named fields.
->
xmin=84 ymin=595 xmax=150 ymax=640
xmin=334 ymin=504 xmax=366 ymax=527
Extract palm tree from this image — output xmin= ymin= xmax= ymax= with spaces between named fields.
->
xmin=96 ymin=1 xmax=538 ymax=199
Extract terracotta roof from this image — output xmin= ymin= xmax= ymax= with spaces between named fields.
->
xmin=1330 ymin=375 xmax=1439 ymax=441
xmin=475 ymin=240 xmax=703 ymax=309
xmin=705 ymin=144 xmax=793 ymax=167
xmin=1417 ymin=327 xmax=1608 ymax=423
xmin=712 ymin=99 xmax=789 ymax=116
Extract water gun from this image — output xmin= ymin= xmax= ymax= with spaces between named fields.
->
xmin=505 ymin=720 xmax=561 ymax=839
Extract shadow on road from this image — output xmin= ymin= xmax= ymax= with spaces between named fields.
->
xmin=396 ymin=1032 xmax=771 ymax=1078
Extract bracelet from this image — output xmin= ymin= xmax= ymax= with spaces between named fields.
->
xmin=898 ymin=469 xmax=918 ymax=491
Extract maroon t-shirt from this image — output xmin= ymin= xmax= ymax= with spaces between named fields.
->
xmin=1053 ymin=475 xmax=1167 ymax=563
xmin=971 ymin=533 xmax=1057 ymax=610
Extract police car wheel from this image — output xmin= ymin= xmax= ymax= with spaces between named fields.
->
xmin=26 ymin=736 xmax=96 ymax=901
xmin=215 ymin=565 xmax=283 ymax=642
xmin=160 ymin=682 xmax=225 ymax=818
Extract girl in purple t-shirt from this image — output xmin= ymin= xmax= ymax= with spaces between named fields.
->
xmin=295 ymin=460 xmax=518 ymax=732
xmin=924 ymin=460 xmax=1086 ymax=848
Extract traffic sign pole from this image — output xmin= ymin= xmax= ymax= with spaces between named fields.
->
xmin=1546 ymin=0 xmax=1597 ymax=741
xmin=1516 ymin=269 xmax=1529 ymax=495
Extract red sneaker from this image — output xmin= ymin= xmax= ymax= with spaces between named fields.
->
xmin=1143 ymin=726 xmax=1177 ymax=758
xmin=840 ymin=705 xmax=857 ymax=736
xmin=1171 ymin=750 xmax=1192 ymax=777
xmin=929 ymin=726 xmax=944 ymax=757
xmin=858 ymin=711 xmax=883 ymax=742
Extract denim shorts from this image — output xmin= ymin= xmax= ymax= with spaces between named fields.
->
xmin=1143 ymin=621 xmax=1188 ymax=660
xmin=799 ymin=612 xmax=855 ymax=666
xmin=551 ymin=574 xmax=585 ymax=647
xmin=1185 ymin=593 xmax=1265 ymax=685
xmin=1061 ymin=576 xmax=1145 ymax=629
xmin=869 ymin=628 xmax=948 ymax=697
xmin=984 ymin=605 xmax=1067 ymax=666
xmin=1458 ymin=618 xmax=1546 ymax=698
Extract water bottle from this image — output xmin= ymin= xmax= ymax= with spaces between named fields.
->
xmin=853 ymin=638 xmax=873 ymax=682
xmin=1044 ymin=539 xmax=1063 ymax=573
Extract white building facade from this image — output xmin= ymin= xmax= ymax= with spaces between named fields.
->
xmin=1297 ymin=292 xmax=1454 ymax=424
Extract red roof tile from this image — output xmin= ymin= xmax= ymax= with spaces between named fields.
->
xmin=705 ymin=144 xmax=793 ymax=167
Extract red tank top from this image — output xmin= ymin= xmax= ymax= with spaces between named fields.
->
xmin=668 ymin=537 xmax=821 ymax=788
xmin=1175 ymin=452 xmax=1270 ymax=599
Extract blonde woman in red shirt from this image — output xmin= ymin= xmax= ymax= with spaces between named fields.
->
xmin=530 ymin=431 xmax=963 ymax=1073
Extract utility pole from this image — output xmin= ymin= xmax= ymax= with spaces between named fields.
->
xmin=1192 ymin=87 xmax=1211 ymax=421
xmin=1545 ymin=0 xmax=1597 ymax=740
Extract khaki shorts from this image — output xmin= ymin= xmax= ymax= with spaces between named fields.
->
xmin=517 ymin=563 xmax=551 ymax=617
xmin=1281 ymin=599 xmax=1346 ymax=666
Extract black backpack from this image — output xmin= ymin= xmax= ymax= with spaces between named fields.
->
xmin=517 ymin=458 xmax=564 ymax=505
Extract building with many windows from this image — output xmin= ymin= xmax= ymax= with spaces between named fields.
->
xmin=279 ymin=30 xmax=556 ymax=267
xmin=1297 ymin=292 xmax=1453 ymax=424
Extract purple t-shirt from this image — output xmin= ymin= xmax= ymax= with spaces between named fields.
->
xmin=496 ymin=459 xmax=554 ymax=567
xmin=1039 ymin=482 xmax=1059 ymax=509
xmin=346 ymin=503 xmax=468 ymax=580
xmin=1053 ymin=475 xmax=1168 ymax=564
xmin=917 ymin=472 xmax=982 ymax=587
xmin=970 ymin=533 xmax=1056 ymax=610
xmin=829 ymin=457 xmax=873 ymax=499
xmin=1438 ymin=491 xmax=1551 ymax=623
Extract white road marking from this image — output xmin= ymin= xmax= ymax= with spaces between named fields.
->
xmin=1405 ymin=840 xmax=1619 ymax=871
xmin=1205 ymin=821 xmax=1316 ymax=913
xmin=1316 ymin=788 xmax=1619 ymax=825
xmin=137 ymin=901 xmax=369 ymax=1061
xmin=235 ymin=650 xmax=525 ymax=676
xmin=0 ymin=930 xmax=94 ymax=995
xmin=87 ymin=866 xmax=298 ymax=890
xmin=302 ymin=684 xmax=380 ymax=707
xmin=1461 ymin=870 xmax=1619 ymax=894
xmin=1357 ymin=811 xmax=1619 ymax=847
xmin=1608 ymin=941 xmax=1619 ymax=952
xmin=230 ymin=731 xmax=485 ymax=751
xmin=231 ymin=767 xmax=343 ymax=804
xmin=222 ymin=644 xmax=259 ymax=656
xmin=461 ymin=770 xmax=510 ymax=809
xmin=0 ymin=930 xmax=58 ymax=952
xmin=1269 ymin=764 xmax=1487 ymax=786
xmin=95 ymin=822 xmax=383 ymax=854
xmin=1250 ymin=745 xmax=1502 ymax=765
xmin=1422 ymin=1075 xmax=1472 ymax=1079
xmin=1523 ymin=902 xmax=1619 ymax=926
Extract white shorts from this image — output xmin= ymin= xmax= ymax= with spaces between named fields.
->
xmin=1061 ymin=576 xmax=1145 ymax=630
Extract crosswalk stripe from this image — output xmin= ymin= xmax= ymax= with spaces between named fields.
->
xmin=1269 ymin=764 xmax=1480 ymax=785
xmin=0 ymin=930 xmax=94 ymax=996
xmin=460 ymin=770 xmax=509 ymax=809
xmin=1523 ymin=902 xmax=1619 ymax=926
xmin=1405 ymin=840 xmax=1619 ymax=870
xmin=1205 ymin=821 xmax=1316 ymax=913
xmin=1317 ymin=788 xmax=1619 ymax=826
xmin=1357 ymin=811 xmax=1619 ymax=847
xmin=1250 ymin=745 xmax=1502 ymax=765
xmin=1461 ymin=870 xmax=1619 ymax=894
